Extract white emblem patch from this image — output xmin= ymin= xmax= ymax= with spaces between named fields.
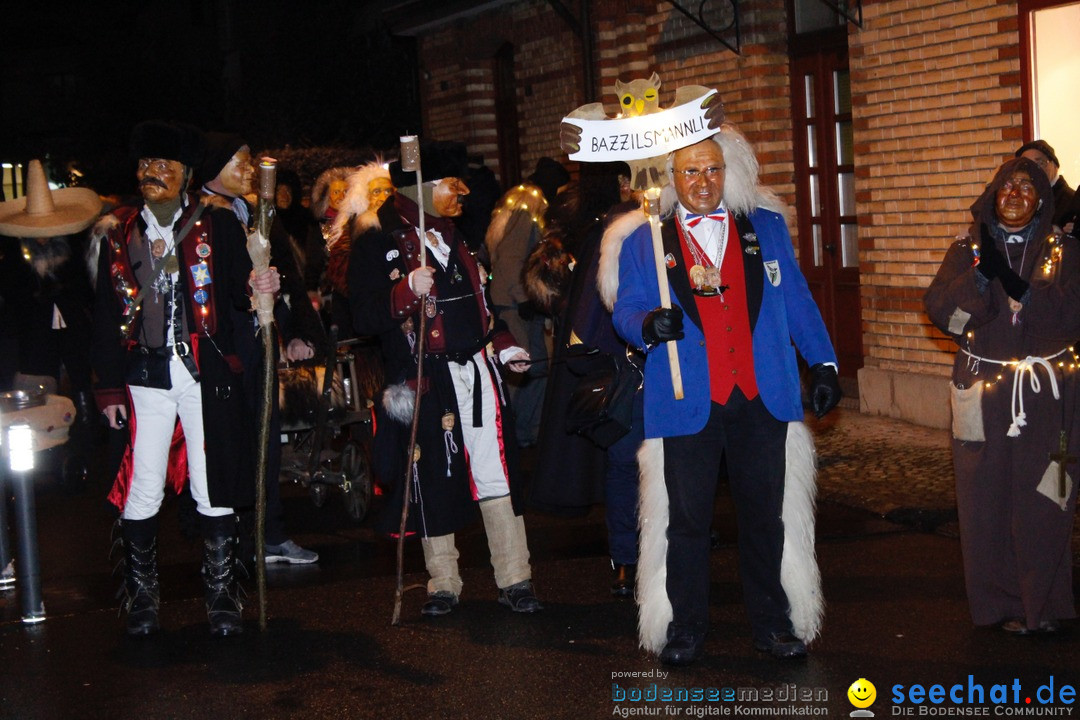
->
xmin=764 ymin=260 xmax=781 ymax=287
xmin=386 ymin=249 xmax=400 ymax=261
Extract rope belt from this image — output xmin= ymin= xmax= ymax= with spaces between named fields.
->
xmin=961 ymin=346 xmax=1071 ymax=437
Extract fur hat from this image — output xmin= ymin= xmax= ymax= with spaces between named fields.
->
xmin=129 ymin=120 xmax=205 ymax=168
xmin=198 ymin=131 xmax=247 ymax=187
xmin=0 ymin=160 xmax=102 ymax=238
xmin=1015 ymin=139 xmax=1060 ymax=168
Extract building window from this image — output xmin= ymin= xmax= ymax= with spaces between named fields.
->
xmin=1026 ymin=1 xmax=1080 ymax=183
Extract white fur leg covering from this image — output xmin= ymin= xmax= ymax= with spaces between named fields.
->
xmin=635 ymin=438 xmax=671 ymax=654
xmin=781 ymin=421 xmax=824 ymax=643
xmin=634 ymin=423 xmax=823 ymax=655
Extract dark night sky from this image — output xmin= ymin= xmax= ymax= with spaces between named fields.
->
xmin=1 ymin=0 xmax=421 ymax=195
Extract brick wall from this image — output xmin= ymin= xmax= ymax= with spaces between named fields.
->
xmin=413 ymin=0 xmax=1028 ymax=426
xmin=849 ymin=0 xmax=1022 ymax=379
xmin=418 ymin=0 xmax=580 ymax=185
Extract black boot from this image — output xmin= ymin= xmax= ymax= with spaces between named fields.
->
xmin=201 ymin=514 xmax=244 ymax=637
xmin=120 ymin=516 xmax=160 ymax=636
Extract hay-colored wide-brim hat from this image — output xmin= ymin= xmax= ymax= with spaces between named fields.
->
xmin=0 ymin=160 xmax=102 ymax=238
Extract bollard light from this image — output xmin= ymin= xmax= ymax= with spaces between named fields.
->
xmin=8 ymin=424 xmax=34 ymax=472
xmin=6 ymin=422 xmax=44 ymax=623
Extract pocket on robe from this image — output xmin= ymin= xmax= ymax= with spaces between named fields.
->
xmin=950 ymin=381 xmax=985 ymax=442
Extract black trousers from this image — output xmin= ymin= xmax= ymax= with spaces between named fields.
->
xmin=662 ymin=388 xmax=791 ymax=642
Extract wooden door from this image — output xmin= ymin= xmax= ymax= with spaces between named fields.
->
xmin=790 ymin=47 xmax=863 ymax=376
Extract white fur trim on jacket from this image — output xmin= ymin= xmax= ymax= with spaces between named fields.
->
xmin=634 ymin=422 xmax=823 ymax=654
xmin=598 ymin=208 xmax=647 ymax=312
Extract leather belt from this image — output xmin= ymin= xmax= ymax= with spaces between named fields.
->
xmin=134 ymin=343 xmax=190 ymax=358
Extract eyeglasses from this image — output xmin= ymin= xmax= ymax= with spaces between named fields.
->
xmin=673 ymin=166 xmax=725 ymax=180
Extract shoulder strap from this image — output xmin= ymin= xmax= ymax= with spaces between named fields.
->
xmin=132 ymin=203 xmax=207 ymax=309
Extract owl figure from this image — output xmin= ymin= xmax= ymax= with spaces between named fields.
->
xmin=561 ymin=74 xmax=723 ymax=191
xmin=616 ymin=73 xmax=662 ymax=118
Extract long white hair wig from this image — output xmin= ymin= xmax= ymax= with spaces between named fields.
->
xmin=329 ymin=160 xmax=391 ymax=248
xmin=662 ymin=123 xmax=787 ymax=218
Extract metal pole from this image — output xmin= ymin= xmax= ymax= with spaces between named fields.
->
xmin=8 ymin=424 xmax=43 ymax=623
xmin=12 ymin=469 xmax=43 ymax=622
xmin=0 ymin=467 xmax=14 ymax=588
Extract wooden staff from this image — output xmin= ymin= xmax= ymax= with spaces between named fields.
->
xmin=392 ymin=135 xmax=427 ymax=626
xmin=248 ymin=158 xmax=278 ymax=632
xmin=644 ymin=187 xmax=683 ymax=400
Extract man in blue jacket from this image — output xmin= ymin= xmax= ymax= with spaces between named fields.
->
xmin=607 ymin=124 xmax=841 ymax=665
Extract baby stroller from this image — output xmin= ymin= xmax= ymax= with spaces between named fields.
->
xmin=278 ymin=327 xmax=375 ymax=522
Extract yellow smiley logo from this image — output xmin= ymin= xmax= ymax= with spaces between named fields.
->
xmin=847 ymin=678 xmax=877 ymax=709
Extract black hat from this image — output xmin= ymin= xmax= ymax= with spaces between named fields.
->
xmin=389 ymin=141 xmax=468 ymax=188
xmin=527 ymin=157 xmax=570 ymax=203
xmin=1014 ymin=139 xmax=1060 ymax=168
xmin=130 ymin=120 xmax=205 ymax=168
xmin=198 ymin=131 xmax=248 ymax=187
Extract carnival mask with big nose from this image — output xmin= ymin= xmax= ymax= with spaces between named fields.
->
xmin=995 ymin=170 xmax=1040 ymax=230
xmin=432 ymin=177 xmax=470 ymax=218
xmin=137 ymin=158 xmax=187 ymax=204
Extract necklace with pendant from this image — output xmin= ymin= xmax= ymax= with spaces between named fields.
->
xmin=1004 ymin=236 xmax=1029 ymax=326
xmin=148 ymin=228 xmax=179 ymax=298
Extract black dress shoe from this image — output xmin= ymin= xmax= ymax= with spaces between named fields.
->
xmin=498 ymin=581 xmax=543 ymax=613
xmin=754 ymin=632 xmax=808 ymax=659
xmin=421 ymin=592 xmax=458 ymax=617
xmin=611 ymin=564 xmax=636 ymax=599
xmin=660 ymin=632 xmax=704 ymax=666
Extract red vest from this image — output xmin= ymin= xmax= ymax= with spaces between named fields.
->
xmin=678 ymin=220 xmax=759 ymax=404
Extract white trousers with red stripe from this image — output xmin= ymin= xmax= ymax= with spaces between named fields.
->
xmin=447 ymin=350 xmax=510 ymax=500
xmin=123 ymin=356 xmax=232 ymax=521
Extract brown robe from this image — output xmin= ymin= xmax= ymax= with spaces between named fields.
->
xmin=924 ymin=157 xmax=1080 ymax=630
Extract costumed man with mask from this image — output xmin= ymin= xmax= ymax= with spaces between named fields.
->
xmin=198 ymin=132 xmax=324 ymax=565
xmin=925 ymin=156 xmax=1079 ymax=635
xmin=308 ymin=165 xmax=350 ymax=304
xmin=90 ymin=120 xmax=280 ymax=637
xmin=0 ymin=160 xmax=103 ymax=488
xmin=327 ymin=160 xmax=395 ymax=340
xmin=605 ymin=125 xmax=840 ymax=665
xmin=348 ymin=148 xmax=542 ymax=618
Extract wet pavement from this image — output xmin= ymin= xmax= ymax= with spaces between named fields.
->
xmin=1 ymin=408 xmax=1078 ymax=720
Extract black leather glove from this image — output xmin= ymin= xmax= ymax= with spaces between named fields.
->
xmin=997 ymin=269 xmax=1030 ymax=303
xmin=975 ymin=224 xmax=1007 ymax=281
xmin=978 ymin=225 xmax=1030 ymax=301
xmin=809 ymin=363 xmax=842 ymax=418
xmin=642 ymin=306 xmax=684 ymax=346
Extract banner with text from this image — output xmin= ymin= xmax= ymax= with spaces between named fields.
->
xmin=563 ymin=90 xmax=719 ymax=162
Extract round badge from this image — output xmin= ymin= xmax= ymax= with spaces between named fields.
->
xmin=193 ymin=289 xmax=209 ymax=305
xmin=196 ymin=242 xmax=212 ymax=258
